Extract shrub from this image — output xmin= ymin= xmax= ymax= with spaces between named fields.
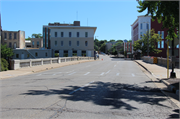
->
xmin=54 ymin=53 xmax=59 ymax=57
xmin=0 ymin=58 xmax=9 ymax=71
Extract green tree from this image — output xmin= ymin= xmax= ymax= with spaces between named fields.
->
xmin=133 ymin=29 xmax=162 ymax=55
xmin=137 ymin=1 xmax=179 ymax=41
xmin=32 ymin=33 xmax=43 ymax=38
xmin=25 ymin=36 xmax=31 ymax=40
xmin=100 ymin=43 xmax=106 ymax=53
xmin=0 ymin=58 xmax=9 ymax=71
xmin=1 ymin=44 xmax=14 ymax=59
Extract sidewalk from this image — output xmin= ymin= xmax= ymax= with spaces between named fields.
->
xmin=0 ymin=60 xmax=97 ymax=80
xmin=135 ymin=60 xmax=180 ymax=96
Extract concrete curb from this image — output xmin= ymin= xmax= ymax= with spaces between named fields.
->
xmin=134 ymin=60 xmax=179 ymax=96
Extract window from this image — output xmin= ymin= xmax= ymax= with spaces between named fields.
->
xmin=69 ymin=41 xmax=71 ymax=46
xmin=61 ymin=41 xmax=63 ymax=46
xmin=69 ymin=32 xmax=71 ymax=37
xmin=161 ymin=31 xmax=164 ymax=39
xmin=45 ymin=52 xmax=48 ymax=57
xmin=37 ymin=41 xmax=39 ymax=48
xmin=55 ymin=41 xmax=57 ymax=46
xmin=158 ymin=31 xmax=160 ymax=36
xmin=35 ymin=52 xmax=38 ymax=57
xmin=4 ymin=33 xmax=7 ymax=39
xmin=161 ymin=41 xmax=164 ymax=48
xmin=27 ymin=54 xmax=30 ymax=58
xmin=85 ymin=41 xmax=88 ymax=46
xmin=146 ymin=23 xmax=149 ymax=30
xmin=61 ymin=32 xmax=63 ymax=37
xmin=14 ymin=33 xmax=17 ymax=39
xmin=157 ymin=41 xmax=160 ymax=48
xmin=16 ymin=54 xmax=19 ymax=58
xmin=77 ymin=32 xmax=79 ymax=37
xmin=85 ymin=32 xmax=88 ymax=37
xmin=55 ymin=32 xmax=57 ymax=37
xmin=77 ymin=41 xmax=79 ymax=46
xmin=140 ymin=23 xmax=142 ymax=29
xmin=32 ymin=41 xmax=34 ymax=48
xmin=140 ymin=32 xmax=142 ymax=39
xmin=13 ymin=42 xmax=16 ymax=49
xmin=9 ymin=42 xmax=12 ymax=48
xmin=9 ymin=33 xmax=12 ymax=39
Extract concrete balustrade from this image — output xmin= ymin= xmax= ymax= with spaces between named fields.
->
xmin=10 ymin=57 xmax=94 ymax=70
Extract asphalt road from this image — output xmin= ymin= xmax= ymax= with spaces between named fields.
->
xmin=0 ymin=55 xmax=179 ymax=119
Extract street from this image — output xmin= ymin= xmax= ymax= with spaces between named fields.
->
xmin=0 ymin=55 xmax=179 ymax=119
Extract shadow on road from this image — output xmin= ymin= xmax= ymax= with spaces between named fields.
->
xmin=20 ymin=81 xmax=179 ymax=118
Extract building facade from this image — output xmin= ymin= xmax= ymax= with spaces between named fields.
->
xmin=105 ymin=42 xmax=117 ymax=53
xmin=25 ymin=38 xmax=43 ymax=48
xmin=43 ymin=21 xmax=97 ymax=57
xmin=124 ymin=41 xmax=132 ymax=58
xmin=131 ymin=15 xmax=179 ymax=58
xmin=1 ymin=30 xmax=25 ymax=49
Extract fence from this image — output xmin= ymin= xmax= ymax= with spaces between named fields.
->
xmin=10 ymin=57 xmax=94 ymax=70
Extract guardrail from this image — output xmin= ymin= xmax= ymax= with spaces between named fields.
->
xmin=10 ymin=57 xmax=94 ymax=70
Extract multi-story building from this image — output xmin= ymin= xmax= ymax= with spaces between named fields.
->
xmin=42 ymin=21 xmax=97 ymax=57
xmin=105 ymin=42 xmax=117 ymax=53
xmin=131 ymin=15 xmax=179 ymax=58
xmin=25 ymin=38 xmax=43 ymax=48
xmin=1 ymin=30 xmax=25 ymax=49
xmin=124 ymin=41 xmax=132 ymax=58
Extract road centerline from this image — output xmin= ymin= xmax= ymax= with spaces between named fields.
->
xmin=84 ymin=72 xmax=90 ymax=75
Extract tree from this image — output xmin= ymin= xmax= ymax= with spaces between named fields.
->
xmin=32 ymin=33 xmax=43 ymax=38
xmin=100 ymin=43 xmax=106 ymax=53
xmin=1 ymin=44 xmax=14 ymax=59
xmin=25 ymin=36 xmax=31 ymax=40
xmin=1 ymin=58 xmax=8 ymax=71
xmin=137 ymin=1 xmax=179 ymax=41
xmin=133 ymin=29 xmax=162 ymax=55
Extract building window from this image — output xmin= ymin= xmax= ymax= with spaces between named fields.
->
xmin=55 ymin=32 xmax=57 ymax=37
xmin=46 ymin=52 xmax=48 ymax=57
xmin=140 ymin=32 xmax=142 ymax=39
xmin=4 ymin=33 xmax=7 ymax=39
xmin=61 ymin=41 xmax=63 ymax=46
xmin=146 ymin=23 xmax=149 ymax=30
xmin=161 ymin=31 xmax=164 ymax=39
xmin=161 ymin=40 xmax=164 ymax=48
xmin=37 ymin=41 xmax=39 ymax=48
xmin=55 ymin=41 xmax=57 ymax=46
xmin=14 ymin=33 xmax=17 ymax=39
xmin=13 ymin=42 xmax=16 ymax=49
xmin=85 ymin=41 xmax=88 ymax=46
xmin=35 ymin=52 xmax=38 ymax=57
xmin=77 ymin=32 xmax=79 ymax=37
xmin=69 ymin=41 xmax=71 ymax=46
xmin=27 ymin=54 xmax=30 ymax=58
xmin=77 ymin=41 xmax=79 ymax=46
xmin=158 ymin=31 xmax=160 ymax=36
xmin=9 ymin=33 xmax=12 ymax=39
xmin=16 ymin=54 xmax=19 ymax=58
xmin=32 ymin=41 xmax=34 ymax=48
xmin=140 ymin=23 xmax=142 ymax=29
xmin=9 ymin=42 xmax=12 ymax=48
xmin=61 ymin=32 xmax=63 ymax=37
xmin=177 ymin=44 xmax=179 ymax=48
xmin=69 ymin=32 xmax=71 ymax=37
xmin=157 ymin=41 xmax=160 ymax=48
xmin=85 ymin=32 xmax=88 ymax=37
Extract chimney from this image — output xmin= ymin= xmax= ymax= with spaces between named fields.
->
xmin=74 ymin=21 xmax=80 ymax=26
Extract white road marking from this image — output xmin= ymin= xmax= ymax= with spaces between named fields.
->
xmin=84 ymin=72 xmax=90 ymax=75
xmin=106 ymin=70 xmax=111 ymax=74
xmin=66 ymin=70 xmax=74 ymax=73
xmin=100 ymin=72 xmax=104 ymax=76
xmin=114 ymin=65 xmax=116 ymax=67
xmin=53 ymin=72 xmax=62 ymax=75
xmin=69 ymin=81 xmax=94 ymax=95
xmin=68 ymin=72 xmax=76 ymax=75
xmin=132 ymin=73 xmax=135 ymax=77
xmin=116 ymin=73 xmax=119 ymax=76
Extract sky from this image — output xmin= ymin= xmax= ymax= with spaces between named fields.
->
xmin=1 ymin=0 xmax=147 ymax=41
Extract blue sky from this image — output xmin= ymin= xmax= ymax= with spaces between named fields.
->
xmin=1 ymin=0 xmax=147 ymax=41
